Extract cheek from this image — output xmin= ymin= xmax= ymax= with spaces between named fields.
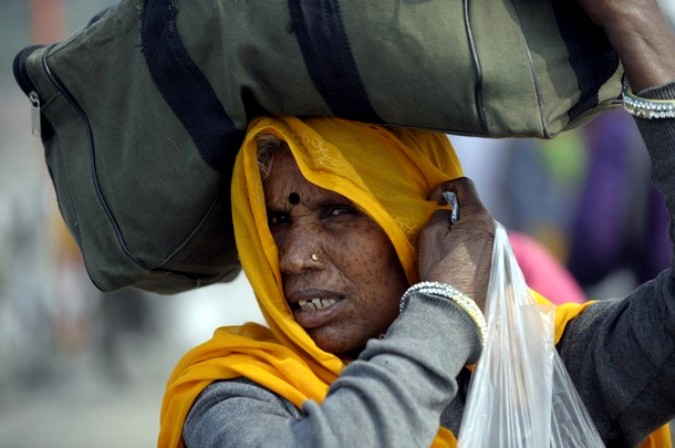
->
xmin=327 ymin=222 xmax=406 ymax=299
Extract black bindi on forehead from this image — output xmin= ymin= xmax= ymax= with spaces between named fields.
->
xmin=288 ymin=192 xmax=300 ymax=205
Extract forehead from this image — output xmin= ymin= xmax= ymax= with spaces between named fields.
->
xmin=262 ymin=150 xmax=341 ymax=205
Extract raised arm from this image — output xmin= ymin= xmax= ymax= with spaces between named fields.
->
xmin=555 ymin=2 xmax=675 ymax=446
xmin=578 ymin=0 xmax=675 ymax=91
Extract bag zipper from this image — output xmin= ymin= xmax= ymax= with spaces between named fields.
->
xmin=29 ymin=91 xmax=41 ymax=136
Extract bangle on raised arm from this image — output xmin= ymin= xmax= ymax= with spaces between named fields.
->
xmin=400 ymin=281 xmax=487 ymax=346
xmin=622 ymin=81 xmax=675 ymax=119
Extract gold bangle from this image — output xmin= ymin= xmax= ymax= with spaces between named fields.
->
xmin=400 ymin=281 xmax=487 ymax=346
xmin=622 ymin=84 xmax=675 ymax=119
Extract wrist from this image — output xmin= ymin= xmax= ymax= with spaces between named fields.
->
xmin=622 ymin=80 xmax=675 ymax=119
xmin=400 ymin=282 xmax=487 ymax=348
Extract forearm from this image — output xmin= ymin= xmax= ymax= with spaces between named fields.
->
xmin=184 ymin=292 xmax=482 ymax=448
xmin=587 ymin=0 xmax=675 ymax=90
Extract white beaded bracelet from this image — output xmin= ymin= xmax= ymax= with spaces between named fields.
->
xmin=622 ymin=83 xmax=675 ymax=119
xmin=400 ymin=281 xmax=487 ymax=346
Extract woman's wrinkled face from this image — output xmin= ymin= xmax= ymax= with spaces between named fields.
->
xmin=263 ymin=150 xmax=409 ymax=356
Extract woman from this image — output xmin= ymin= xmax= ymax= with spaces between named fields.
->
xmin=160 ymin=0 xmax=675 ymax=446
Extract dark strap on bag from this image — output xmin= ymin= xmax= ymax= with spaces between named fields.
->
xmin=289 ymin=0 xmax=383 ymax=123
xmin=141 ymin=0 xmax=241 ymax=174
xmin=551 ymin=0 xmax=619 ymax=121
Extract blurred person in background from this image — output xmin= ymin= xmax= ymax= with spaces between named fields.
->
xmin=508 ymin=230 xmax=586 ymax=304
xmin=567 ymin=109 xmax=672 ymax=294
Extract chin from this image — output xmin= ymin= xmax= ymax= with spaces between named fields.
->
xmin=315 ymin=340 xmax=354 ymax=357
xmin=311 ymin=332 xmax=364 ymax=357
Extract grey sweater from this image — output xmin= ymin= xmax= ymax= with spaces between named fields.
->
xmin=184 ymin=84 xmax=675 ymax=448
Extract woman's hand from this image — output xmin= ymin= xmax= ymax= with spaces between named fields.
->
xmin=577 ymin=0 xmax=675 ymax=91
xmin=417 ymin=177 xmax=495 ymax=312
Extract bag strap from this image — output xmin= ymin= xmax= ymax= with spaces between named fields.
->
xmin=288 ymin=0 xmax=383 ymax=123
xmin=141 ymin=0 xmax=242 ymax=174
xmin=551 ymin=0 xmax=620 ymax=120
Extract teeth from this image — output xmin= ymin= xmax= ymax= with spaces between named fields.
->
xmin=298 ymin=298 xmax=337 ymax=311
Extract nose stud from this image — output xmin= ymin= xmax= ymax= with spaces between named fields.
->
xmin=311 ymin=253 xmax=319 ymax=262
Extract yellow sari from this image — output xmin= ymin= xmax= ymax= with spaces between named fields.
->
xmin=158 ymin=116 xmax=670 ymax=447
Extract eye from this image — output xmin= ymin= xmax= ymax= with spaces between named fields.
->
xmin=323 ymin=205 xmax=358 ymax=219
xmin=268 ymin=211 xmax=291 ymax=227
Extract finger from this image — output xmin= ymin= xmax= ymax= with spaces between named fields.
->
xmin=427 ymin=177 xmax=476 ymax=203
xmin=427 ymin=177 xmax=487 ymax=217
xmin=425 ymin=208 xmax=454 ymax=230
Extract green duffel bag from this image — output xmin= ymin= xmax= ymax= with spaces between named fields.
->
xmin=13 ymin=0 xmax=622 ymax=294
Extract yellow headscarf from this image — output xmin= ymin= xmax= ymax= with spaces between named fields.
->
xmin=158 ymin=116 xmax=670 ymax=447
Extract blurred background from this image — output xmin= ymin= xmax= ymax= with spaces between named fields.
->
xmin=0 ymin=1 xmax=673 ymax=447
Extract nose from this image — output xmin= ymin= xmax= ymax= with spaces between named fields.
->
xmin=278 ymin=223 xmax=324 ymax=274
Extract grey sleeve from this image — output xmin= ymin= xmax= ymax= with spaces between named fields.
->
xmin=558 ymin=82 xmax=675 ymax=446
xmin=184 ymin=292 xmax=483 ymax=448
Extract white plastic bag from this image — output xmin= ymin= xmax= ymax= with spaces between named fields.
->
xmin=457 ymin=222 xmax=604 ymax=447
